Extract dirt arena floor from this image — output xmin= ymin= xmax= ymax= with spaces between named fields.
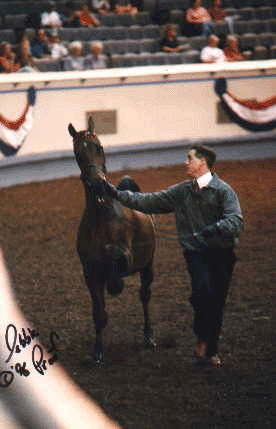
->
xmin=0 ymin=158 xmax=275 ymax=428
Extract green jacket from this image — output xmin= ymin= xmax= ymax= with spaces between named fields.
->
xmin=117 ymin=173 xmax=244 ymax=251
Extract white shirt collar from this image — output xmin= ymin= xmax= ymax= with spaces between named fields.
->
xmin=197 ymin=171 xmax=212 ymax=189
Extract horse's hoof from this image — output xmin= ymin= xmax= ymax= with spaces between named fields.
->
xmin=94 ymin=352 xmax=105 ymax=368
xmin=144 ymin=337 xmax=157 ymax=349
xmin=94 ymin=359 xmax=105 ymax=368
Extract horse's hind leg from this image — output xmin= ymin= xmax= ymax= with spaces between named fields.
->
xmin=140 ymin=263 xmax=156 ymax=348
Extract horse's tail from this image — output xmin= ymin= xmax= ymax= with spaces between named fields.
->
xmin=117 ymin=175 xmax=141 ymax=192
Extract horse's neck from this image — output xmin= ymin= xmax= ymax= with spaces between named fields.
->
xmin=83 ymin=182 xmax=113 ymax=220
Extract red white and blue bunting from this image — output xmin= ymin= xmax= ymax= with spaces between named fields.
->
xmin=214 ymin=78 xmax=276 ymax=132
xmin=0 ymin=86 xmax=36 ymax=156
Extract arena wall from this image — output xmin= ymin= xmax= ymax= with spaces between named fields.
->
xmin=0 ymin=60 xmax=276 ymax=187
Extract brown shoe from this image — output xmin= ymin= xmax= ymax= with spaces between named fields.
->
xmin=194 ymin=341 xmax=207 ymax=359
xmin=207 ymin=355 xmax=221 ymax=368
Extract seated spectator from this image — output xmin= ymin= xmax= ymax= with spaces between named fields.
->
xmin=61 ymin=1 xmax=82 ymax=27
xmin=160 ymin=24 xmax=190 ymax=53
xmin=14 ymin=32 xmax=39 ymax=72
xmin=185 ymin=0 xmax=214 ymax=37
xmin=41 ymin=0 xmax=63 ymax=28
xmin=30 ymin=28 xmax=52 ymax=59
xmin=17 ymin=56 xmax=40 ymax=73
xmin=14 ymin=31 xmax=31 ymax=59
xmin=114 ymin=1 xmax=138 ymax=16
xmin=63 ymin=41 xmax=85 ymax=71
xmin=208 ymin=0 xmax=238 ymax=34
xmin=91 ymin=0 xmax=111 ymax=15
xmin=223 ymin=35 xmax=251 ymax=62
xmin=200 ymin=34 xmax=225 ymax=63
xmin=84 ymin=41 xmax=107 ymax=69
xmin=208 ymin=0 xmax=226 ymax=24
xmin=77 ymin=3 xmax=101 ymax=27
xmin=0 ymin=42 xmax=21 ymax=73
xmin=48 ymin=30 xmax=69 ymax=59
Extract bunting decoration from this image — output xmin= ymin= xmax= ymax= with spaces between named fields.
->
xmin=214 ymin=78 xmax=276 ymax=132
xmin=0 ymin=86 xmax=36 ymax=156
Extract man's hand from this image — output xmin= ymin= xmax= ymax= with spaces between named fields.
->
xmin=193 ymin=223 xmax=219 ymax=240
xmin=95 ymin=178 xmax=118 ymax=199
xmin=200 ymin=223 xmax=219 ymax=238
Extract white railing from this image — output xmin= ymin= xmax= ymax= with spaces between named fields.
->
xmin=1 ymin=59 xmax=276 ymax=87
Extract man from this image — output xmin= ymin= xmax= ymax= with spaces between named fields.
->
xmin=84 ymin=41 xmax=107 ymax=70
xmin=99 ymin=145 xmax=244 ymax=367
xmin=41 ymin=1 xmax=63 ymax=28
xmin=200 ymin=34 xmax=225 ymax=64
xmin=30 ymin=28 xmax=51 ymax=59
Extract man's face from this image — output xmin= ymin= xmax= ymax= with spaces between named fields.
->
xmin=185 ymin=150 xmax=204 ymax=178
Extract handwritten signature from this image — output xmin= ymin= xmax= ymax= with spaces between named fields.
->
xmin=0 ymin=324 xmax=59 ymax=388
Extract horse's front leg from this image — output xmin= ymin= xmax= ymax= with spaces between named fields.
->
xmin=92 ymin=287 xmax=107 ymax=367
xmin=83 ymin=263 xmax=107 ymax=366
xmin=140 ymin=262 xmax=156 ymax=349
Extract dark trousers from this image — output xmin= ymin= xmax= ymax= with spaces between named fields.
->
xmin=184 ymin=248 xmax=236 ymax=357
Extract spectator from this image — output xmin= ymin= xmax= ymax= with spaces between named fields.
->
xmin=208 ymin=0 xmax=239 ymax=34
xmin=0 ymin=42 xmax=20 ymax=73
xmin=84 ymin=41 xmax=107 ymax=69
xmin=15 ymin=33 xmax=39 ymax=72
xmin=48 ymin=30 xmax=69 ymax=59
xmin=208 ymin=0 xmax=226 ymax=24
xmin=114 ymin=1 xmax=138 ymax=16
xmin=91 ymin=0 xmax=111 ymax=15
xmin=61 ymin=1 xmax=82 ymax=27
xmin=30 ymin=28 xmax=52 ymax=59
xmin=63 ymin=41 xmax=85 ymax=71
xmin=185 ymin=0 xmax=214 ymax=37
xmin=200 ymin=34 xmax=225 ymax=63
xmin=17 ymin=56 xmax=40 ymax=73
xmin=160 ymin=24 xmax=190 ymax=53
xmin=77 ymin=3 xmax=101 ymax=27
xmin=223 ymin=35 xmax=251 ymax=62
xmin=41 ymin=0 xmax=63 ymax=29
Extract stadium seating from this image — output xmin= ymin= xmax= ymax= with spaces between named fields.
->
xmin=1 ymin=1 xmax=276 ymax=70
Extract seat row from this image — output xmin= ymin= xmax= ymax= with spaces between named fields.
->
xmin=78 ymin=34 xmax=276 ymax=56
xmin=2 ymin=6 xmax=276 ymax=31
xmin=0 ymin=0 xmax=275 ymax=17
xmin=172 ymin=6 xmax=276 ymax=24
xmin=0 ymin=11 xmax=153 ymax=30
xmin=0 ymin=24 xmax=162 ymax=44
xmin=33 ymin=39 xmax=276 ymax=73
xmin=2 ymin=18 xmax=276 ymax=46
xmin=0 ymin=1 xmax=84 ymax=17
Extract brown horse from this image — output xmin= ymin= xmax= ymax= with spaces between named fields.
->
xmin=68 ymin=118 xmax=156 ymax=366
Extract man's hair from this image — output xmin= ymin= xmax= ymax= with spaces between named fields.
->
xmin=190 ymin=144 xmax=217 ymax=169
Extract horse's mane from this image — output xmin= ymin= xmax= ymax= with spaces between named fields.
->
xmin=116 ymin=175 xmax=141 ymax=192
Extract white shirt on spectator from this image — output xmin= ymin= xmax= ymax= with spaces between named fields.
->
xmin=84 ymin=54 xmax=107 ymax=69
xmin=63 ymin=56 xmax=85 ymax=71
xmin=51 ymin=43 xmax=68 ymax=59
xmin=200 ymin=46 xmax=225 ymax=63
xmin=41 ymin=11 xmax=62 ymax=27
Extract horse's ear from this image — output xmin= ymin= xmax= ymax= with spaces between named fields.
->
xmin=68 ymin=123 xmax=77 ymax=138
xmin=88 ymin=116 xmax=95 ymax=135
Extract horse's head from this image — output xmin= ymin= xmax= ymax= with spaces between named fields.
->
xmin=68 ymin=117 xmax=106 ymax=188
